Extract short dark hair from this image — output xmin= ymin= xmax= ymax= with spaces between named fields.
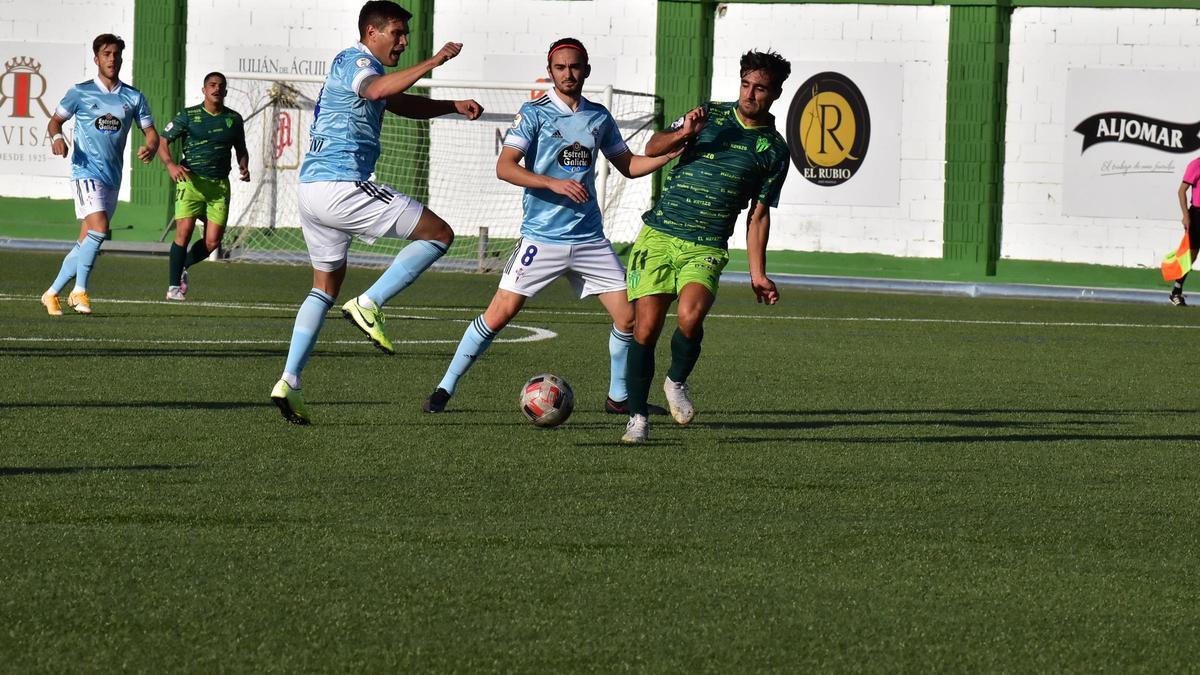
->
xmin=92 ymin=34 xmax=125 ymax=56
xmin=739 ymin=49 xmax=791 ymax=89
xmin=203 ymin=71 xmax=226 ymax=85
xmin=358 ymin=1 xmax=413 ymax=39
xmin=547 ymin=37 xmax=588 ymax=65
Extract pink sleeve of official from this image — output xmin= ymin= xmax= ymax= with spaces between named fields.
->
xmin=1183 ymin=158 xmax=1200 ymax=189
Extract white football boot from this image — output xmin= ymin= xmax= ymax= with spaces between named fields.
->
xmin=662 ymin=377 xmax=695 ymax=425
xmin=621 ymin=414 xmax=649 ymax=444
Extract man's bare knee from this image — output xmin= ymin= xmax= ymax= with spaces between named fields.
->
xmin=410 ymin=209 xmax=454 ymax=247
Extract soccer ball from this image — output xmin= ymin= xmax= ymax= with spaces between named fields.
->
xmin=520 ymin=373 xmax=575 ymax=428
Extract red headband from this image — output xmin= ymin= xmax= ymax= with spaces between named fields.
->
xmin=547 ymin=43 xmax=587 ymax=62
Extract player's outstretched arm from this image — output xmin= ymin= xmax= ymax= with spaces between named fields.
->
xmin=495 ymin=146 xmax=588 ymax=204
xmin=384 ymin=93 xmax=482 ymax=120
xmin=361 ymin=42 xmax=463 ymax=101
xmin=645 ymin=105 xmax=707 ymax=157
xmin=607 ymin=150 xmax=680 ymax=179
xmin=47 ymin=114 xmax=68 ymax=158
xmin=746 ymin=200 xmax=779 ymax=305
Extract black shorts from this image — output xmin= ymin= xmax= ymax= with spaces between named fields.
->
xmin=1191 ymin=206 xmax=1200 ymax=243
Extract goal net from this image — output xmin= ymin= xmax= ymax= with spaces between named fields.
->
xmin=220 ymin=74 xmax=662 ymax=271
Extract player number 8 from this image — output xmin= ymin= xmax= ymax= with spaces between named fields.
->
xmin=520 ymin=245 xmax=538 ymax=266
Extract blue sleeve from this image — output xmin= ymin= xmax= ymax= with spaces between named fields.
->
xmin=502 ymin=104 xmax=539 ymax=153
xmin=346 ymin=54 xmax=385 ymax=96
xmin=136 ymin=93 xmax=154 ymax=129
xmin=599 ymin=110 xmax=629 ymax=159
xmin=55 ymin=87 xmax=79 ymax=120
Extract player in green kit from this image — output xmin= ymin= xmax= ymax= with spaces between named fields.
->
xmin=156 ymin=72 xmax=249 ymax=300
xmin=620 ymin=49 xmax=792 ymax=444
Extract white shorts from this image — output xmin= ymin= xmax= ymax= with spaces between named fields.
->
xmin=297 ymin=180 xmax=425 ymax=271
xmin=499 ymin=237 xmax=627 ymax=298
xmin=72 ymin=179 xmax=118 ymax=220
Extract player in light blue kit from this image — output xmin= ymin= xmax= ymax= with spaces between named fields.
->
xmin=422 ymin=38 xmax=675 ymax=414
xmin=40 ymin=33 xmax=159 ymax=316
xmin=270 ymin=0 xmax=483 ymax=424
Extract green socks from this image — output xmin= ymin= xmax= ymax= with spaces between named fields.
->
xmin=625 ymin=341 xmax=655 ymax=417
xmin=666 ymin=327 xmax=703 ymax=384
xmin=185 ymin=238 xmax=213 ymax=267
xmin=168 ymin=243 xmax=187 ymax=286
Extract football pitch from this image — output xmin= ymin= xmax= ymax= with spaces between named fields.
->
xmin=2 ymin=249 xmax=1198 ymax=672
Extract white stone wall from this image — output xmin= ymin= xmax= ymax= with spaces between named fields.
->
xmin=1003 ymin=7 xmax=1200 ymax=267
xmin=0 ymin=0 xmax=136 ymax=199
xmin=185 ymin=0 xmax=656 ymax=95
xmin=432 ymin=0 xmax=656 ymax=93
xmin=185 ymin=0 xmax=360 ymax=88
xmin=711 ymin=3 xmax=949 ymax=257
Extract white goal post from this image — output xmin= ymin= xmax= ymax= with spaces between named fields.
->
xmin=218 ymin=74 xmax=662 ymax=271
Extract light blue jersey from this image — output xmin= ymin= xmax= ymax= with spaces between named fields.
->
xmin=299 ymin=44 xmax=387 ymax=183
xmin=502 ymin=89 xmax=629 ymax=244
xmin=55 ymin=78 xmax=153 ymax=189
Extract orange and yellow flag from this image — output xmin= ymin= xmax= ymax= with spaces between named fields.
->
xmin=1162 ymin=232 xmax=1192 ymax=282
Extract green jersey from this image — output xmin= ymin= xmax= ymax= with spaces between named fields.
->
xmin=643 ymin=101 xmax=790 ymax=247
xmin=162 ymin=104 xmax=246 ymax=180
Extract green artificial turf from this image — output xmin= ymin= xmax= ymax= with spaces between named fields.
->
xmin=1 ymin=250 xmax=1199 ymax=672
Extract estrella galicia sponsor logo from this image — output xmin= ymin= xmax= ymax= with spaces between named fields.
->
xmin=1073 ymin=112 xmax=1200 ymax=154
xmin=557 ymin=141 xmax=590 ymax=173
xmin=786 ymin=71 xmax=870 ymax=187
xmin=94 ymin=113 xmax=121 ymax=134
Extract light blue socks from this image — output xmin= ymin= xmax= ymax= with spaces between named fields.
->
xmin=438 ymin=315 xmax=499 ymax=395
xmin=74 ymin=230 xmax=106 ymax=291
xmin=364 ymin=240 xmax=448 ymax=307
xmin=608 ymin=325 xmax=633 ymax=402
xmin=49 ymin=243 xmax=81 ymax=294
xmin=282 ymin=288 xmax=335 ymax=388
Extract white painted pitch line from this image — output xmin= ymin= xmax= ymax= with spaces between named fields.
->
xmin=0 ymin=292 xmax=1193 ymax=331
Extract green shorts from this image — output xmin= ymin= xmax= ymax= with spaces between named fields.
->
xmin=174 ymin=175 xmax=230 ymax=225
xmin=626 ymin=226 xmax=729 ymax=301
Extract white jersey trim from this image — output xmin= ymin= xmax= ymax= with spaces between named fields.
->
xmin=502 ymin=135 xmax=530 ymax=153
xmin=55 ymin=104 xmax=73 ymax=121
xmin=92 ymin=77 xmax=122 ymax=95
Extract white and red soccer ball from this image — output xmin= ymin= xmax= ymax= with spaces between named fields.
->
xmin=520 ymin=373 xmax=574 ymax=428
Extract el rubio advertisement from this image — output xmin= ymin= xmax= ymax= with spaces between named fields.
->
xmin=781 ymin=62 xmax=901 ymax=207
xmin=1064 ymin=68 xmax=1200 ymax=220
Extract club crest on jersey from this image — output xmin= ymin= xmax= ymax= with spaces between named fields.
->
xmin=94 ymin=113 xmax=121 ymax=134
xmin=557 ymin=142 xmax=590 ymax=173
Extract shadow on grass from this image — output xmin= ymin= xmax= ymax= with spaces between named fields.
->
xmin=696 ymin=418 xmax=1126 ymax=431
xmin=709 ymin=408 xmax=1194 ymax=417
xmin=1 ymin=400 xmax=377 ymax=410
xmin=0 ymin=347 xmax=427 ymax=359
xmin=0 ymin=464 xmax=196 ymax=477
xmin=718 ymin=432 xmax=1200 ymax=445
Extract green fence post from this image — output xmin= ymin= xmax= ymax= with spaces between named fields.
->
xmin=655 ymin=0 xmax=714 ymax=193
xmin=375 ymin=0 xmax=434 ymax=205
xmin=128 ymin=0 xmax=186 ymax=230
xmin=943 ymin=1 xmax=1011 ymax=277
